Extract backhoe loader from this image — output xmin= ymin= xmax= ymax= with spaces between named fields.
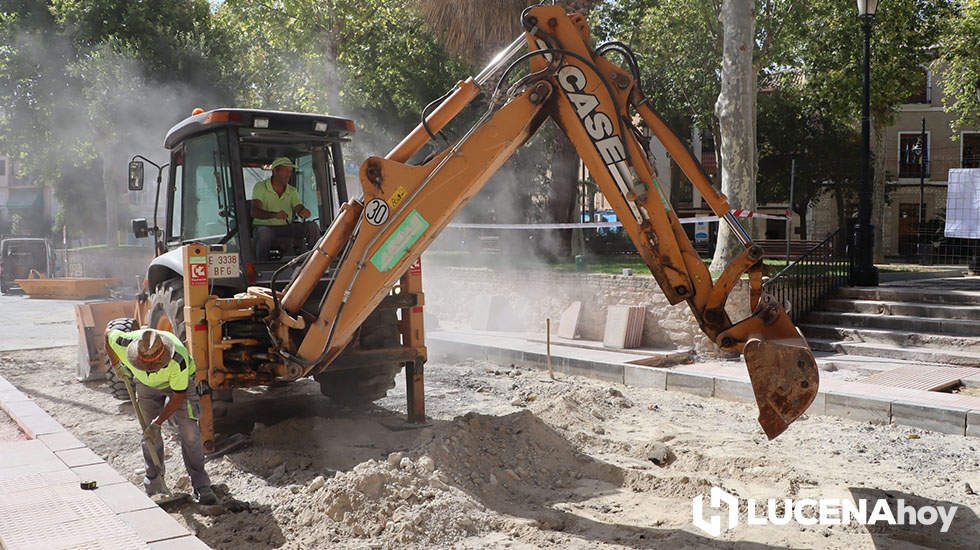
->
xmin=81 ymin=6 xmax=818 ymax=453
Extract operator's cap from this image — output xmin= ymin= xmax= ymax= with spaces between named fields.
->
xmin=267 ymin=157 xmax=296 ymax=170
xmin=126 ymin=331 xmax=174 ymax=372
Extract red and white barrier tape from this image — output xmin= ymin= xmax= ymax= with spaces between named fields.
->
xmin=447 ymin=210 xmax=787 ymax=230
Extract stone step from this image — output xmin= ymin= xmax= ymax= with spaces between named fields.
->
xmin=800 ymin=323 xmax=980 ymax=353
xmin=837 ymin=286 xmax=980 ymax=306
xmin=808 ymin=338 xmax=980 ymax=366
xmin=805 ymin=311 xmax=980 ymax=337
xmin=820 ymin=299 xmax=980 ymax=321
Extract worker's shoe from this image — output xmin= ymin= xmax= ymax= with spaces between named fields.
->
xmin=194 ymin=485 xmax=218 ymax=505
xmin=143 ymin=476 xmax=167 ymax=497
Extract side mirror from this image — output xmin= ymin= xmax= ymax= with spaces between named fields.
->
xmin=132 ymin=218 xmax=149 ymax=239
xmin=128 ymin=160 xmax=144 ymax=191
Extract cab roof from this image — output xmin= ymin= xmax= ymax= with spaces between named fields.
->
xmin=164 ymin=108 xmax=355 ymax=149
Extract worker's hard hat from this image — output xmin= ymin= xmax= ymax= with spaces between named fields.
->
xmin=267 ymin=157 xmax=296 ymax=170
xmin=126 ymin=331 xmax=174 ymax=372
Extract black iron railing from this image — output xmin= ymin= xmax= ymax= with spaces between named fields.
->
xmin=762 ymin=229 xmax=850 ymax=322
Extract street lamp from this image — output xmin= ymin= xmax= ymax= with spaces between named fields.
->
xmin=852 ymin=0 xmax=880 ymax=285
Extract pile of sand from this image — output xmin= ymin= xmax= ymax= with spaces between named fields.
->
xmin=285 ymin=453 xmax=499 ymax=547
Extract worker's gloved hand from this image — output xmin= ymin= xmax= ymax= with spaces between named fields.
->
xmin=143 ymin=423 xmax=162 ymax=444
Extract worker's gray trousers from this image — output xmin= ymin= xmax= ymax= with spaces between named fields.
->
xmin=134 ymin=384 xmax=211 ymax=491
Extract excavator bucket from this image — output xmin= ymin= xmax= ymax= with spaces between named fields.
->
xmin=74 ymin=300 xmax=138 ymax=381
xmin=744 ymin=337 xmax=819 ymax=439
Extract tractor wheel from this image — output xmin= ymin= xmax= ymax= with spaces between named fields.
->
xmin=147 ymin=278 xmax=185 ymax=343
xmin=104 ymin=317 xmax=137 ymax=401
xmin=315 ymin=308 xmax=403 ymax=406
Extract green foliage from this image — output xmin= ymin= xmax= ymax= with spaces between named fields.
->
xmin=939 ymin=1 xmax=980 ymax=133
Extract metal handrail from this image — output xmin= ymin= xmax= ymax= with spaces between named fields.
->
xmin=760 ymin=228 xmax=850 ymax=322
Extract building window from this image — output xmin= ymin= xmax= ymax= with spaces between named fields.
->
xmin=898 ymin=132 xmax=929 ymax=178
xmin=0 ymin=158 xmax=5 ymax=176
xmin=905 ymin=67 xmax=931 ymax=104
xmin=963 ymin=133 xmax=980 ymax=169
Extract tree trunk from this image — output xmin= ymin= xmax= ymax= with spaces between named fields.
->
xmin=546 ymin=132 xmax=579 ymax=258
xmin=710 ymin=0 xmax=757 ymax=273
xmin=102 ymin=147 xmax=120 ymax=247
xmin=871 ymin=121 xmax=887 ymax=262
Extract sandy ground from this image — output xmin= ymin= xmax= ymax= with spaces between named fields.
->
xmin=1 ymin=347 xmax=978 ymax=549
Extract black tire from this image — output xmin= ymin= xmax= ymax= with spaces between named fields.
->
xmin=315 ymin=308 xmax=403 ymax=406
xmin=104 ymin=317 xmax=137 ymax=401
xmin=147 ymin=278 xmax=185 ymax=343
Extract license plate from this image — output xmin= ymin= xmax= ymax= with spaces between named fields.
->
xmin=207 ymin=253 xmax=240 ymax=279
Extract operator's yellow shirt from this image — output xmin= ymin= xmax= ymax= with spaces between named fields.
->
xmin=252 ymin=178 xmax=301 ymax=226
xmin=106 ymin=329 xmax=195 ymax=392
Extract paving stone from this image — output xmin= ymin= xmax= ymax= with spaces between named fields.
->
xmin=559 ymin=358 xmax=624 ymax=383
xmin=890 ymin=402 xmax=968 ymax=435
xmin=0 ymin=459 xmax=72 ymax=481
xmin=119 ymin=506 xmax=193 ymax=543
xmin=968 ymin=410 xmax=980 ymax=438
xmin=0 ymin=439 xmax=55 ymax=467
xmin=1 ymin=399 xmax=48 ymax=421
xmin=806 ymin=392 xmax=827 ymax=416
xmin=665 ymin=372 xmax=714 ymax=397
xmin=55 ymin=446 xmax=106 ymax=468
xmin=0 ymin=376 xmax=16 ymax=393
xmin=0 ymin=388 xmax=30 ymax=404
xmin=149 ymin=535 xmax=211 ymax=549
xmin=557 ymin=301 xmax=582 ymax=339
xmin=623 ymin=365 xmax=667 ymax=390
xmin=603 ymin=305 xmax=645 ymax=349
xmin=0 ymin=470 xmax=79 ymax=495
xmin=71 ymin=462 xmax=127 ymax=487
xmin=15 ymin=413 xmax=66 ymax=438
xmin=713 ymin=377 xmax=755 ymax=403
xmin=37 ymin=431 xmax=86 ymax=452
xmin=824 ymin=393 xmax=891 ymax=424
xmin=94 ymin=481 xmax=157 ymax=514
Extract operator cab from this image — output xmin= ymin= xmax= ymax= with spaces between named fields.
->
xmin=132 ymin=108 xmax=355 ymax=290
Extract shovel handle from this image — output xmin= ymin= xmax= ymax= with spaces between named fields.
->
xmin=115 ymin=365 xmax=164 ymax=470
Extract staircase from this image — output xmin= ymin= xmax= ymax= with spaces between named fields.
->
xmin=800 ymin=279 xmax=980 ymax=368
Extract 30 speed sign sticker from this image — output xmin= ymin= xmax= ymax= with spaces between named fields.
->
xmin=364 ymin=198 xmax=390 ymax=226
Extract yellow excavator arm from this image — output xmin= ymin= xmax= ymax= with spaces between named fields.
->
xmin=259 ymin=6 xmax=818 ymax=439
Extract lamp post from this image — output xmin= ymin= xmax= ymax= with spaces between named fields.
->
xmin=852 ymin=0 xmax=880 ymax=285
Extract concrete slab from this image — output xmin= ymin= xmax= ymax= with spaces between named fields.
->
xmin=557 ymin=301 xmax=581 ymax=339
xmin=0 ymin=471 xmax=79 ymax=496
xmin=806 ymin=392 xmax=827 ymax=416
xmin=93 ymin=482 xmax=157 ymax=514
xmin=37 ymin=431 xmax=85 ymax=452
xmin=71 ymin=462 xmax=127 ymax=487
xmin=55 ymin=446 xmax=105 ymax=468
xmin=623 ymin=365 xmax=667 ymax=390
xmin=119 ymin=506 xmax=193 ymax=543
xmin=560 ymin=358 xmax=624 ymax=383
xmin=0 ymin=439 xmax=55 ymax=468
xmin=0 ymin=388 xmax=31 ymax=404
xmin=968 ymin=410 xmax=980 ymax=438
xmin=149 ymin=535 xmax=212 ymax=549
xmin=824 ymin=393 xmax=891 ymax=424
xmin=665 ymin=372 xmax=714 ymax=398
xmin=891 ymin=401 xmax=968 ymax=435
xmin=0 ymin=459 xmax=72 ymax=481
xmin=713 ymin=377 xmax=755 ymax=403
xmin=603 ymin=305 xmax=645 ymax=349
xmin=0 ymin=398 xmax=48 ymax=421
xmin=14 ymin=412 xmax=66 ymax=438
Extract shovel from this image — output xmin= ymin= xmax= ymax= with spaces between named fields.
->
xmin=112 ymin=364 xmax=166 ymax=473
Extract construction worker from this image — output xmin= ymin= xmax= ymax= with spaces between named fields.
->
xmin=250 ymin=156 xmax=319 ymax=261
xmin=105 ymin=327 xmax=217 ymax=505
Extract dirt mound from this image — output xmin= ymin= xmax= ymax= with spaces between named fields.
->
xmin=285 ymin=454 xmax=499 ymax=547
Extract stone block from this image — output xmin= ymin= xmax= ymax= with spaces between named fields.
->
xmin=603 ymin=305 xmax=645 ymax=349
xmin=37 ymin=431 xmax=85 ymax=452
xmin=806 ymin=392 xmax=827 ymax=416
xmin=891 ymin=401 xmax=967 ymax=435
xmin=713 ymin=378 xmax=755 ymax=403
xmin=55 ymin=447 xmax=105 ymax=468
xmin=557 ymin=301 xmax=582 ymax=339
xmin=623 ymin=365 xmax=667 ymax=390
xmin=824 ymin=393 xmax=891 ymax=424
xmin=560 ymin=358 xmax=624 ymax=384
xmin=968 ymin=410 xmax=980 ymax=438
xmin=119 ymin=506 xmax=192 ymax=543
xmin=15 ymin=413 xmax=66 ymax=438
xmin=665 ymin=372 xmax=714 ymax=397
xmin=149 ymin=535 xmax=211 ymax=550
xmin=71 ymin=462 xmax=126 ymax=487
xmin=95 ymin=482 xmax=157 ymax=514
xmin=470 ymin=295 xmax=522 ymax=331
